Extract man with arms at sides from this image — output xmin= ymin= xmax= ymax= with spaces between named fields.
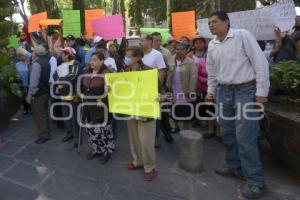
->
xmin=206 ymin=11 xmax=270 ymax=199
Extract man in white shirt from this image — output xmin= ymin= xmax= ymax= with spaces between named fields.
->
xmin=206 ymin=11 xmax=270 ymax=199
xmin=95 ymin=42 xmax=117 ymax=72
xmin=140 ymin=35 xmax=167 ymax=82
xmin=140 ymin=35 xmax=167 ymax=148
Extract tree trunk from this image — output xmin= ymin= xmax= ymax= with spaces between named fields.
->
xmin=29 ymin=0 xmax=60 ymax=18
xmin=119 ymin=0 xmax=126 ymax=29
xmin=135 ymin=0 xmax=143 ymax=27
xmin=73 ymin=0 xmax=85 ymax=36
xmin=112 ymin=0 xmax=118 ymax=14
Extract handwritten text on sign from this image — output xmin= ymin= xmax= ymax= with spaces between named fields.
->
xmin=197 ymin=0 xmax=296 ymax=40
xmin=105 ymin=69 xmax=160 ymax=119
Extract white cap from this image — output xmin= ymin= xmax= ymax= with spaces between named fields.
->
xmin=16 ymin=47 xmax=31 ymax=58
xmin=94 ymin=36 xmax=103 ymax=43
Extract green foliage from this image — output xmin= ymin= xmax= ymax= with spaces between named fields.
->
xmin=0 ymin=0 xmax=16 ymax=48
xmin=29 ymin=0 xmax=60 ymax=18
xmin=270 ymin=61 xmax=300 ymax=98
xmin=261 ymin=0 xmax=300 ymax=6
xmin=197 ymin=0 xmax=256 ymax=18
xmin=0 ymin=53 xmax=22 ymax=98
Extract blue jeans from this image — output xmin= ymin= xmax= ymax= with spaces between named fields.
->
xmin=216 ymin=84 xmax=265 ymax=187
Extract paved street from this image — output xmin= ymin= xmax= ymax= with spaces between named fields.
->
xmin=0 ymin=111 xmax=300 ymax=200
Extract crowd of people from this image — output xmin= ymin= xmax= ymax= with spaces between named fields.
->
xmin=1 ymin=10 xmax=300 ymax=199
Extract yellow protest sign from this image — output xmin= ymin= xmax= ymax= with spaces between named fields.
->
xmin=105 ymin=69 xmax=160 ymax=119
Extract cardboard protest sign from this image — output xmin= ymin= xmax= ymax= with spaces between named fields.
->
xmin=91 ymin=14 xmax=125 ymax=40
xmin=105 ymin=69 xmax=160 ymax=119
xmin=197 ymin=0 xmax=296 ymax=40
xmin=85 ymin=9 xmax=105 ymax=39
xmin=63 ymin=10 xmax=81 ymax=37
xmin=39 ymin=19 xmax=62 ymax=26
xmin=28 ymin=12 xmax=48 ymax=33
xmin=171 ymin=11 xmax=196 ymax=41
xmin=140 ymin=28 xmax=169 ymax=44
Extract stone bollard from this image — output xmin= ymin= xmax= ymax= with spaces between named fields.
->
xmin=178 ymin=130 xmax=203 ymax=173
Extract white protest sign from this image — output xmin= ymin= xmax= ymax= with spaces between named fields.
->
xmin=197 ymin=0 xmax=296 ymax=40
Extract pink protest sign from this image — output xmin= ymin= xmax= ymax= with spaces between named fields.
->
xmin=91 ymin=14 xmax=125 ymax=40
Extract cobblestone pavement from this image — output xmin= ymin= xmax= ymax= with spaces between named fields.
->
xmin=0 ymin=111 xmax=300 ymax=200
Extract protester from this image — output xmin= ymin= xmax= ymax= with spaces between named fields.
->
xmin=96 ymin=42 xmax=118 ymax=72
xmin=15 ymin=47 xmax=31 ymax=114
xmin=188 ymin=37 xmax=207 ymax=64
xmin=152 ymin=32 xmax=173 ymax=68
xmin=206 ymin=11 xmax=270 ymax=199
xmin=65 ymin=35 xmax=86 ymax=73
xmin=124 ymin=47 xmax=159 ymax=181
xmin=53 ymin=47 xmax=80 ymax=145
xmin=108 ymin=41 xmax=124 ymax=71
xmin=81 ymin=52 xmax=114 ymax=164
xmin=167 ymin=39 xmax=179 ymax=56
xmin=180 ymin=36 xmax=191 ymax=47
xmin=85 ymin=36 xmax=104 ymax=67
xmin=26 ymin=44 xmax=51 ymax=144
xmin=262 ymin=27 xmax=282 ymax=66
xmin=276 ymin=31 xmax=300 ymax=62
xmin=19 ymin=32 xmax=30 ymax=51
xmin=139 ymin=34 xmax=167 ymax=147
xmin=167 ymin=42 xmax=197 ymax=130
xmin=48 ymin=30 xmax=63 ymax=57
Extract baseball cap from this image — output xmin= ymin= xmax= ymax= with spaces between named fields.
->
xmin=94 ymin=36 xmax=103 ymax=43
xmin=65 ymin=35 xmax=75 ymax=41
xmin=61 ymin=47 xmax=76 ymax=56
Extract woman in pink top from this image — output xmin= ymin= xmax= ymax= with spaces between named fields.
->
xmin=196 ymin=58 xmax=217 ymax=139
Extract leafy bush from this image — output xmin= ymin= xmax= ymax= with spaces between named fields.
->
xmin=0 ymin=52 xmax=22 ymax=98
xmin=270 ymin=61 xmax=300 ymax=99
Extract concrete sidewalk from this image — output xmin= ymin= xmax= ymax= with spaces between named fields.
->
xmin=0 ymin=111 xmax=299 ymax=200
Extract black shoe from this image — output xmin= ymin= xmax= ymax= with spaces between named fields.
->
xmin=35 ymin=137 xmax=51 ymax=144
xmin=242 ymin=183 xmax=265 ymax=199
xmin=164 ymin=133 xmax=174 ymax=144
xmin=86 ymin=151 xmax=97 ymax=160
xmin=203 ymin=133 xmax=215 ymax=139
xmin=215 ymin=168 xmax=245 ymax=181
xmin=62 ymin=135 xmax=74 ymax=143
xmin=100 ymin=153 xmax=110 ymax=164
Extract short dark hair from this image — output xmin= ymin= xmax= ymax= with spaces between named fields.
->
xmin=210 ymin=11 xmax=229 ymax=21
xmin=210 ymin=11 xmax=230 ymax=28
xmin=92 ymin=51 xmax=105 ymax=61
xmin=151 ymin=32 xmax=161 ymax=37
xmin=96 ymin=41 xmax=107 ymax=50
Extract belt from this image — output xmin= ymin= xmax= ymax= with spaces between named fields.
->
xmin=219 ymin=80 xmax=256 ymax=90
